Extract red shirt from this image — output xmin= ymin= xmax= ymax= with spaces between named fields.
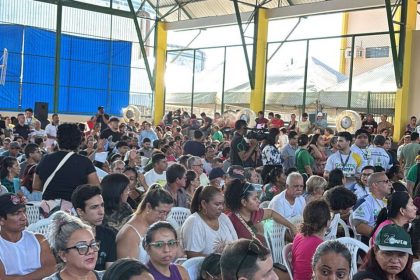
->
xmin=292 ymin=233 xmax=323 ymax=280
xmin=227 ymin=208 xmax=265 ymax=245
xmin=271 ymin=119 xmax=284 ymax=128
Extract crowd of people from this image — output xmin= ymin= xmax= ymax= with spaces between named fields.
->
xmin=0 ymin=106 xmax=420 ymax=280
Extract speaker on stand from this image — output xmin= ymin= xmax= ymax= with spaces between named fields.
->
xmin=34 ymin=102 xmax=49 ymax=129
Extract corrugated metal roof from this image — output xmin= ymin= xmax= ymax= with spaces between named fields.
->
xmin=148 ymin=0 xmax=329 ymax=22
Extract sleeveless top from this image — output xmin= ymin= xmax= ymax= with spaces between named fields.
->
xmin=147 ymin=261 xmax=183 ymax=280
xmin=126 ymin=224 xmax=149 ymax=264
xmin=0 ymin=230 xmax=41 ymax=276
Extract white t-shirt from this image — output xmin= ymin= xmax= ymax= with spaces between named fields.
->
xmin=349 ymin=183 xmax=370 ymax=200
xmin=350 ymin=144 xmax=372 ymax=168
xmin=181 ymin=212 xmax=238 ymax=256
xmin=144 ymin=169 xmax=167 ymax=187
xmin=45 ymin=124 xmax=58 ymax=148
xmin=268 ymin=190 xmax=306 ymax=221
xmin=412 ymin=261 xmax=420 ymax=279
xmin=199 ymin=173 xmax=210 ymax=186
xmin=352 ymin=194 xmax=386 ymax=227
xmin=325 ymin=151 xmax=362 ymax=187
xmin=370 ymin=147 xmax=393 ymax=171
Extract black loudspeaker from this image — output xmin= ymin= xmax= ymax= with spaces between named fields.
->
xmin=34 ymin=102 xmax=49 ymax=129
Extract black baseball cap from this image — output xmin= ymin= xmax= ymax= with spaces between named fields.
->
xmin=98 ymin=106 xmax=104 ymax=110
xmin=0 ymin=193 xmax=26 ymax=216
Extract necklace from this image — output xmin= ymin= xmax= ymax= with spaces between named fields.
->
xmin=339 ymin=151 xmax=352 ymax=170
xmin=235 ymin=212 xmax=257 ymax=239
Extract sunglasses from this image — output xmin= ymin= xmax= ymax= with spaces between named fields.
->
xmin=65 ymin=241 xmax=100 ymax=255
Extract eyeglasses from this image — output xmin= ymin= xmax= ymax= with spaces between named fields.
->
xmin=376 ymin=179 xmax=390 ymax=184
xmin=235 ymin=239 xmax=261 ymax=279
xmin=65 ymin=241 xmax=100 ymax=255
xmin=206 ymin=271 xmax=221 ymax=280
xmin=361 ymin=173 xmax=373 ymax=177
xmin=148 ymin=239 xmax=179 ymax=249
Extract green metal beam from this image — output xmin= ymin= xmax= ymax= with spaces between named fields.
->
xmin=347 ymin=36 xmax=355 ymax=109
xmin=384 ymin=0 xmax=407 ymax=88
xmin=127 ymin=0 xmax=155 ymax=91
xmin=233 ymin=0 xmax=255 ymax=90
xmin=53 ymin=0 xmax=63 ymax=113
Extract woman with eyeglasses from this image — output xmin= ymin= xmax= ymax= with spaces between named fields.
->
xmin=370 ymin=191 xmax=417 ymax=246
xmin=45 ymin=211 xmax=104 ymax=280
xmin=116 ymin=184 xmax=174 ymax=264
xmin=224 ymin=179 xmax=297 ymax=245
xmin=181 ymin=185 xmax=238 ymax=258
xmin=144 ymin=221 xmax=190 ymax=280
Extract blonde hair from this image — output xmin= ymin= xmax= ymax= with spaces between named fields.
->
xmin=306 ymin=175 xmax=327 ymax=195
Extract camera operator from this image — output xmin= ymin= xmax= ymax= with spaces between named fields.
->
xmin=94 ymin=106 xmax=110 ymax=132
xmin=230 ymin=120 xmax=259 ymax=167
xmin=261 ymin=128 xmax=282 ymax=179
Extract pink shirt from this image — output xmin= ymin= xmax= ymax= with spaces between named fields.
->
xmin=292 ymin=233 xmax=323 ymax=280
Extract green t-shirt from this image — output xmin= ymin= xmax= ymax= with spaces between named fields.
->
xmin=407 ymin=164 xmax=419 ymax=184
xmin=295 ymin=148 xmax=314 ymax=174
xmin=212 ymin=131 xmax=224 ymax=142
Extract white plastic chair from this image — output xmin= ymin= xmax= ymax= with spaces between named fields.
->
xmin=27 ymin=217 xmax=52 ymax=237
xmin=182 ymin=256 xmax=205 ymax=280
xmin=282 ymin=243 xmax=293 ymax=279
xmin=264 ymin=220 xmax=288 ymax=265
xmin=25 ymin=204 xmax=41 ymax=225
xmin=338 ymin=218 xmax=350 ymax=237
xmin=167 ymin=207 xmax=191 ymax=231
xmin=337 ymin=237 xmax=369 ymax=278
xmin=325 ymin=216 xmax=350 ymax=240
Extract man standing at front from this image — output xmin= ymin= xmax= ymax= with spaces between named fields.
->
xmin=268 ymin=172 xmax=306 ymax=221
xmin=0 ymin=193 xmax=56 ymax=279
xmin=230 ymin=120 xmax=259 ymax=167
xmin=45 ymin=113 xmax=59 ymax=151
xmin=324 ymin=131 xmax=363 ymax=188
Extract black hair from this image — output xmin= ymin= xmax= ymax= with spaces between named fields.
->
xmin=374 ymin=166 xmax=385 ymax=173
xmin=312 ymin=240 xmax=351 ymax=271
xmin=24 ymin=108 xmax=33 ymax=113
xmin=116 ymin=141 xmax=129 ymax=149
xmin=373 ymin=135 xmax=386 ymax=146
xmin=337 ymin=131 xmax=352 ymax=142
xmin=103 ymin=258 xmax=151 ymax=280
xmin=411 ymin=132 xmax=419 ymax=141
xmin=166 ymin=163 xmax=186 ymax=184
xmin=410 ymin=219 xmax=420 ymax=258
xmin=297 ymin=134 xmax=309 ymax=147
xmin=266 ymin=128 xmax=279 ymax=146
xmin=200 ymin=253 xmax=221 ymax=280
xmin=235 ymin=120 xmax=247 ymax=130
xmin=57 ymin=123 xmax=82 ymax=150
xmin=0 ymin=156 xmax=17 ymax=180
xmin=302 ymin=112 xmax=308 ymax=117
xmin=362 ymin=165 xmax=375 ymax=172
xmin=194 ymin=130 xmax=203 ymax=139
xmin=152 ymin=153 xmax=166 ymax=165
xmin=300 ymin=199 xmax=330 ymax=236
xmin=190 ymin=185 xmax=222 ymax=214
xmin=185 ymin=170 xmax=198 ymax=191
xmin=137 ymin=184 xmax=174 ymax=213
xmin=100 ymin=173 xmax=130 ymax=215
xmin=324 ymin=186 xmax=357 ymax=211
xmin=263 ymin=165 xmax=283 ymax=185
xmin=225 ymin=179 xmax=257 ymax=212
xmin=143 ymin=137 xmax=151 ymax=144
xmin=326 ymin=168 xmax=345 ymax=190
xmin=371 ymin=191 xmax=411 ymax=239
xmin=355 ymin=128 xmax=369 ymax=138
xmin=123 ymin=166 xmax=138 ymax=179
xmin=24 ymin=143 xmax=39 ymax=158
xmin=71 ymin=184 xmax=102 ymax=212
xmin=288 ymin=131 xmax=298 ymax=140
xmin=143 ymin=221 xmax=177 ymax=249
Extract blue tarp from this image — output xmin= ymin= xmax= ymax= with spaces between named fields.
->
xmin=0 ymin=24 xmax=132 ymax=115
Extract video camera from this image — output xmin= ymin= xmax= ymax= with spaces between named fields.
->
xmin=246 ymin=128 xmax=269 ymax=141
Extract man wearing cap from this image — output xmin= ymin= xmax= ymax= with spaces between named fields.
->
xmin=230 ymin=120 xmax=259 ymax=167
xmin=406 ymin=155 xmax=420 ymax=195
xmin=95 ymin=106 xmax=110 ymax=132
xmin=313 ymin=112 xmax=327 ymax=131
xmin=100 ymin=116 xmax=122 ymax=151
xmin=351 ymin=172 xmax=392 ymax=243
xmin=268 ymin=172 xmax=306 ymax=221
xmin=353 ymin=224 xmax=415 ymax=279
xmin=0 ymin=193 xmax=56 ymax=279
